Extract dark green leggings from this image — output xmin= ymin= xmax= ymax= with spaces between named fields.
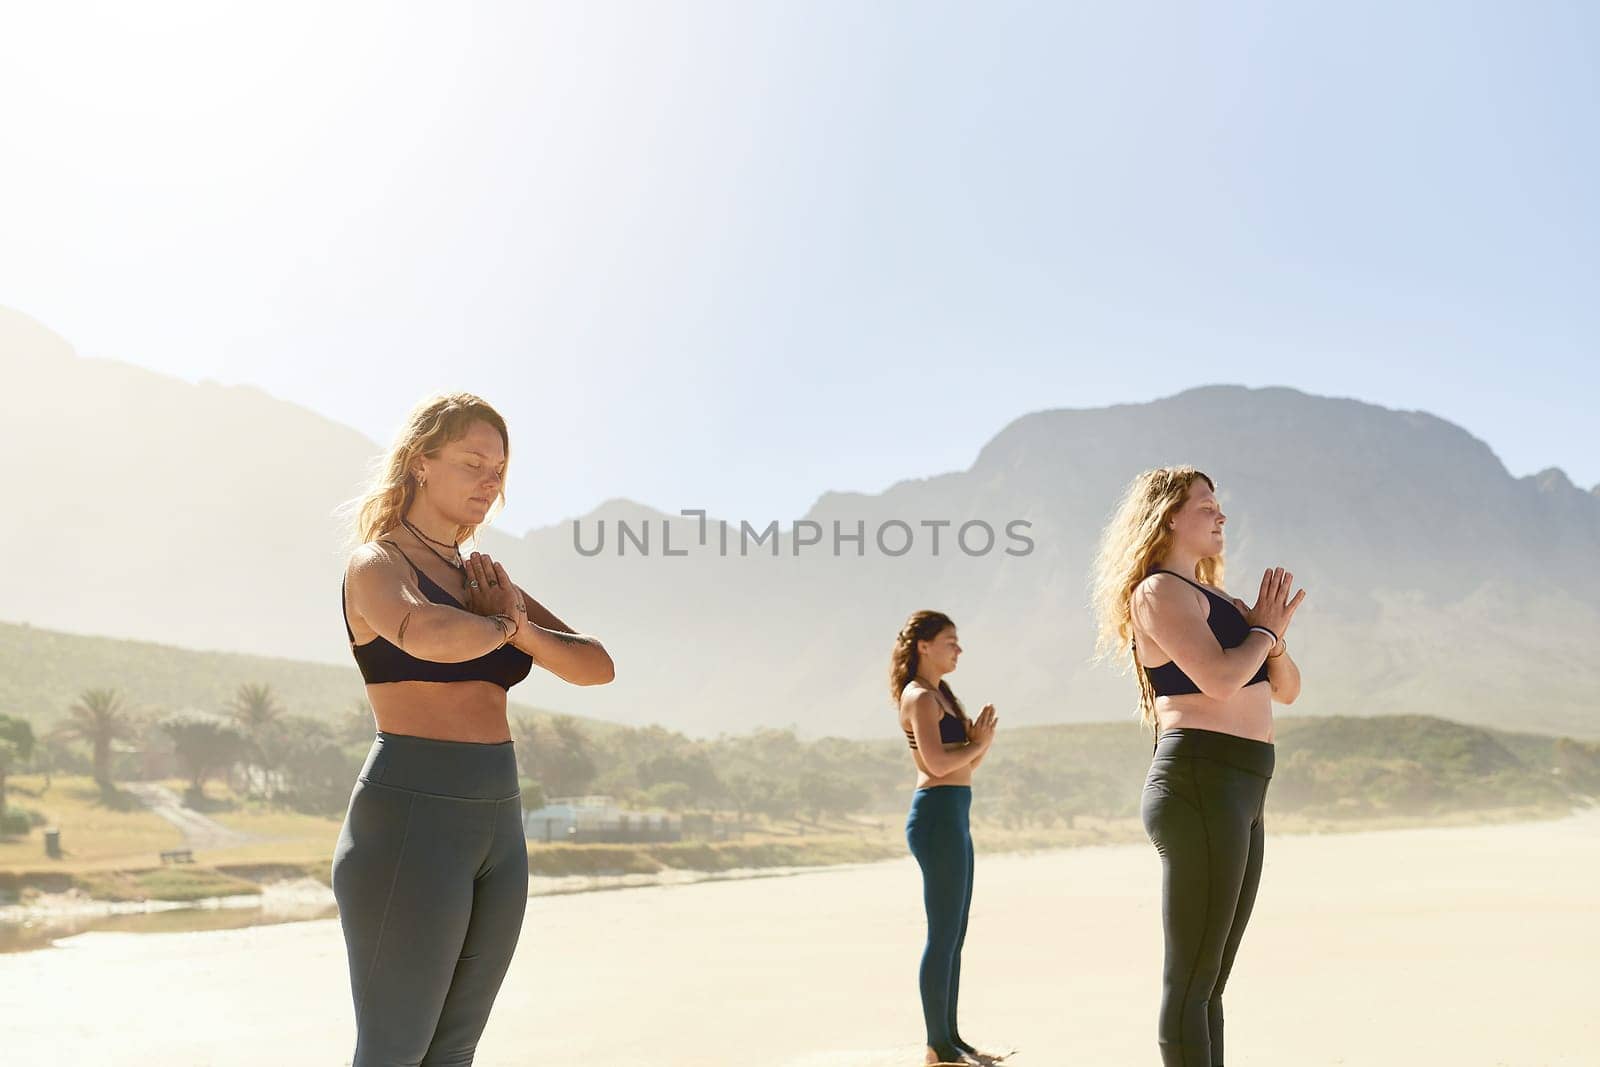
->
xmin=905 ymin=783 xmax=975 ymax=1061
xmin=1142 ymin=727 xmax=1274 ymax=1067
xmin=331 ymin=731 xmax=529 ymax=1066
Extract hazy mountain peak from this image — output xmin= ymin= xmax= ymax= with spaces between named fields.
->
xmin=0 ymin=306 xmax=78 ymax=364
xmin=971 ymin=383 xmax=1514 ymax=490
xmin=1530 ymin=467 xmax=1576 ymax=493
xmin=516 ymin=496 xmax=678 ymax=537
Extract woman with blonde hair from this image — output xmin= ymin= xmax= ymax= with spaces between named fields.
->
xmin=331 ymin=392 xmax=614 ymax=1066
xmin=892 ymin=610 xmax=1001 ymax=1067
xmin=1091 ymin=467 xmax=1304 ymax=1067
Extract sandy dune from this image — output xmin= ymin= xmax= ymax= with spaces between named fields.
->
xmin=2 ymin=808 xmax=1595 ymax=1066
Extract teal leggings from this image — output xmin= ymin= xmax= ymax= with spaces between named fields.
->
xmin=905 ymin=784 xmax=975 ymax=1061
xmin=331 ymin=732 xmax=529 ymax=1066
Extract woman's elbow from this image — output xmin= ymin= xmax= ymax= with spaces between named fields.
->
xmin=581 ymin=648 xmax=616 ymax=686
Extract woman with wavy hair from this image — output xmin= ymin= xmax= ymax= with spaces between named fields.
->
xmin=1091 ymin=467 xmax=1304 ymax=1066
xmin=892 ymin=610 xmax=1001 ymax=1066
xmin=331 ymin=392 xmax=614 ymax=1066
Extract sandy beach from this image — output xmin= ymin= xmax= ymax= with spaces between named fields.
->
xmin=3 ymin=807 xmax=1595 ymax=1066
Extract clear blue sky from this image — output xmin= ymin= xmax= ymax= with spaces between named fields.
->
xmin=3 ymin=1 xmax=1594 ymax=533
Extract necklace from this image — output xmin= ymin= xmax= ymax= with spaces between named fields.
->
xmin=404 ymin=516 xmax=461 ymax=552
xmin=400 ymin=517 xmax=464 ymax=571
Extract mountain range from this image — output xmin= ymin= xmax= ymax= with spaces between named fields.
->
xmin=4 ymin=305 xmax=1596 ymax=739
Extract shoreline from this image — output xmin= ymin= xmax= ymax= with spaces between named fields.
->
xmin=0 ymin=860 xmax=896 ymax=930
xmin=7 ymin=803 xmax=1593 ymax=1065
xmin=1 ymin=801 xmax=1585 ymax=936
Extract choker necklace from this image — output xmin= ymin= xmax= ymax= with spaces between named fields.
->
xmin=401 ymin=517 xmax=464 ymax=571
xmin=404 ymin=516 xmax=460 ymax=551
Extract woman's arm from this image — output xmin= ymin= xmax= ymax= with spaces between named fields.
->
xmin=1267 ymin=639 xmax=1301 ymax=704
xmin=507 ymin=582 xmax=615 ymax=686
xmin=346 ymin=546 xmax=507 ymax=662
xmin=904 ymin=691 xmax=988 ymax=776
xmin=1132 ymin=575 xmax=1275 ymax=700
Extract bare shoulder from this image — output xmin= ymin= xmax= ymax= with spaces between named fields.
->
xmin=900 ymin=684 xmax=940 ymax=720
xmin=1131 ymin=572 xmax=1205 ymax=626
xmin=345 ymin=540 xmax=409 ymax=588
xmin=1132 ymin=571 xmax=1191 ymax=606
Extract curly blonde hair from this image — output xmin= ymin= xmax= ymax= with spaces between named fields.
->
xmin=1089 ymin=466 xmax=1222 ymax=736
xmin=888 ymin=610 xmax=968 ymax=724
xmin=335 ymin=392 xmax=511 ymax=555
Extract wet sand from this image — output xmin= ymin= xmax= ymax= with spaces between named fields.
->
xmin=2 ymin=808 xmax=1594 ymax=1066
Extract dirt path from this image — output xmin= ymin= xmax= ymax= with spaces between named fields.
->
xmin=121 ymin=782 xmax=262 ymax=849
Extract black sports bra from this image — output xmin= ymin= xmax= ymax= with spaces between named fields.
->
xmin=342 ymin=539 xmax=534 ymax=690
xmin=1137 ymin=568 xmax=1270 ymax=698
xmin=903 ymin=690 xmax=970 ymax=750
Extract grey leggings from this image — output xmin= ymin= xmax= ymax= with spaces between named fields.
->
xmin=331 ymin=731 xmax=529 ymax=1066
xmin=1141 ymin=726 xmax=1274 ymax=1067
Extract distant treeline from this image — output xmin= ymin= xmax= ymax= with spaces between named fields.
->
xmin=531 ymin=712 xmax=1600 ymax=824
xmin=4 ymin=679 xmax=1596 ymax=832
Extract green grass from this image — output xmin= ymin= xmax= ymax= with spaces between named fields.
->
xmin=1 ymin=775 xmax=184 ymax=871
xmin=70 ymin=866 xmax=265 ymax=903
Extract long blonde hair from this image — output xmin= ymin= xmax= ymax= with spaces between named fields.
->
xmin=1089 ymin=466 xmax=1222 ymax=736
xmin=335 ymin=392 xmax=511 ymax=554
xmin=888 ymin=610 xmax=968 ymax=723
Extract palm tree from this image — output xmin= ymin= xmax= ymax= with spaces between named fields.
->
xmin=339 ymin=697 xmax=376 ymax=745
xmin=55 ymin=688 xmax=138 ymax=787
xmin=230 ymin=682 xmax=283 ymax=797
xmin=230 ymin=682 xmax=282 ymax=732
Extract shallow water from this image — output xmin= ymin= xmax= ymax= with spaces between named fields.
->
xmin=0 ymin=862 xmax=856 ymax=954
xmin=0 ymin=893 xmax=341 ymax=954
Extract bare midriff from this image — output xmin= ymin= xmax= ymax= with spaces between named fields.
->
xmin=345 ymin=573 xmax=516 ymax=743
xmin=364 ymin=682 xmax=513 ymax=744
xmin=1152 ymin=682 xmax=1274 ymax=744
xmin=908 ymin=744 xmax=976 ymax=791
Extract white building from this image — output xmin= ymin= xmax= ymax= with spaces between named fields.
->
xmin=523 ymin=794 xmax=679 ymax=842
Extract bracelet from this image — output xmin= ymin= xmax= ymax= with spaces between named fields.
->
xmin=489 ymin=613 xmax=518 ymax=647
xmin=1248 ymin=625 xmax=1280 ymax=646
xmin=1267 ymin=640 xmax=1287 ymax=659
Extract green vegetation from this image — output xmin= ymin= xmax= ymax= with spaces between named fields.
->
xmin=1267 ymin=715 xmax=1600 ymax=816
xmin=3 ymin=653 xmax=1595 ymax=908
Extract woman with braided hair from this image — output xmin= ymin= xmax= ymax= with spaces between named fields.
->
xmin=1092 ymin=467 xmax=1305 ymax=1067
xmin=892 ymin=610 xmax=1003 ymax=1066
